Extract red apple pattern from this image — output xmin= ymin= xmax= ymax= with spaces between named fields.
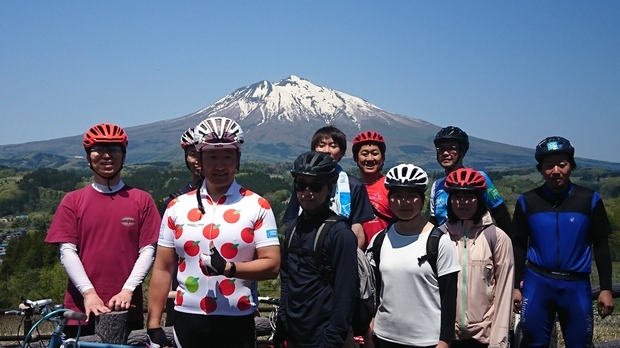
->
xmin=200 ymin=296 xmax=218 ymax=313
xmin=183 ymin=240 xmax=200 ymax=257
xmin=237 ymin=295 xmax=252 ymax=311
xmin=176 ymin=290 xmax=184 ymax=306
xmin=167 ymin=188 xmax=278 ymax=316
xmin=219 ymin=279 xmax=236 ymax=296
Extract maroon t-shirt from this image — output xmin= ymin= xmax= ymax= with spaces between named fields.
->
xmin=45 ymin=185 xmax=160 ymax=325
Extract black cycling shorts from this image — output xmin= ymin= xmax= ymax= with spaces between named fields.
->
xmin=173 ymin=311 xmax=255 ymax=348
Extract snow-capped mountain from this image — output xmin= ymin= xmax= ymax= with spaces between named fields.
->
xmin=180 ymin=75 xmax=430 ymax=129
xmin=0 ymin=75 xmax=572 ymax=170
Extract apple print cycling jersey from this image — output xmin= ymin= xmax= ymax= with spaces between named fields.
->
xmin=159 ymin=179 xmax=280 ymax=316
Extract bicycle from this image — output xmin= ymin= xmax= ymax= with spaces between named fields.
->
xmin=510 ymin=311 xmax=558 ymax=348
xmin=254 ymin=297 xmax=366 ymax=348
xmin=256 ymin=296 xmax=280 ymax=348
xmin=0 ymin=297 xmax=55 ymax=345
xmin=19 ymin=297 xmax=146 ymax=348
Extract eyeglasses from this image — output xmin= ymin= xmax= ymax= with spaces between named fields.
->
xmin=90 ymin=145 xmax=123 ymax=155
xmin=294 ymin=181 xmax=326 ymax=193
xmin=436 ymin=145 xmax=459 ymax=154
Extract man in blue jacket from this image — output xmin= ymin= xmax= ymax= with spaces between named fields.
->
xmin=512 ymin=136 xmax=615 ymax=347
xmin=277 ymin=151 xmax=358 ymax=348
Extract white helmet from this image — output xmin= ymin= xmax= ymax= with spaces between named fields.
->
xmin=385 ymin=164 xmax=428 ymax=191
xmin=194 ymin=117 xmax=244 ymax=151
xmin=180 ymin=127 xmax=195 ymax=149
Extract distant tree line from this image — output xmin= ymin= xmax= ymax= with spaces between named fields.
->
xmin=1 ymin=163 xmax=619 ymax=308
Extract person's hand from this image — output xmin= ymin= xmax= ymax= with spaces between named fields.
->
xmin=597 ymin=290 xmax=615 ymax=319
xmin=199 ymin=241 xmax=227 ymax=276
xmin=513 ymin=289 xmax=522 ymax=314
xmin=363 ymin=319 xmax=375 ymax=348
xmin=146 ymin=327 xmax=169 ymax=348
xmin=436 ymin=340 xmax=449 ymax=348
xmin=363 ymin=333 xmax=375 ymax=348
xmin=82 ymin=289 xmax=111 ymax=319
xmin=273 ymin=320 xmax=288 ymax=348
xmin=108 ymin=289 xmax=134 ymax=311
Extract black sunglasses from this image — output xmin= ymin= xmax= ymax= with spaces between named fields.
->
xmin=294 ymin=181 xmax=326 ymax=193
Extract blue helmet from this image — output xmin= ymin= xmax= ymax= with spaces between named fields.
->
xmin=535 ymin=136 xmax=576 ymax=169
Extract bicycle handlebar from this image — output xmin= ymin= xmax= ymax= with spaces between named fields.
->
xmin=63 ymin=310 xmax=88 ymax=321
xmin=18 ymin=298 xmax=52 ymax=311
xmin=257 ymin=297 xmax=280 ymax=306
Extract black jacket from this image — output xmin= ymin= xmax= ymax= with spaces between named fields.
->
xmin=279 ymin=205 xmax=358 ymax=348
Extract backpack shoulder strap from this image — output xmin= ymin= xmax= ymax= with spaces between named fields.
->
xmin=311 ymin=214 xmax=346 ymax=282
xmin=422 ymin=227 xmax=446 ymax=275
xmin=370 ymin=229 xmax=388 ymax=270
xmin=284 ymin=216 xmax=299 ymax=251
xmin=284 ymin=216 xmax=314 ymax=258
xmin=481 ymin=224 xmax=498 ymax=266
xmin=368 ymin=225 xmax=389 ymax=306
xmin=168 ymin=189 xmax=185 ymax=199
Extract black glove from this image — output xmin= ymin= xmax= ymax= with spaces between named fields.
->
xmin=199 ymin=243 xmax=227 ymax=276
xmin=146 ymin=327 xmax=168 ymax=348
xmin=273 ymin=320 xmax=288 ymax=348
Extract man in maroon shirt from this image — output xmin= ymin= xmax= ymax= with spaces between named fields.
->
xmin=45 ymin=123 xmax=160 ymax=337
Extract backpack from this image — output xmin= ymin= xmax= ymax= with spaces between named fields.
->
xmin=369 ymin=223 xmax=497 ymax=276
xmin=285 ymin=215 xmax=376 ymax=336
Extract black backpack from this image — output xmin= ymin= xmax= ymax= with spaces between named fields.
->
xmin=285 ymin=215 xmax=376 ymax=336
xmin=369 ymin=224 xmax=497 ymax=275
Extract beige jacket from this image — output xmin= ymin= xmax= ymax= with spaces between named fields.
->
xmin=441 ymin=213 xmax=514 ymax=348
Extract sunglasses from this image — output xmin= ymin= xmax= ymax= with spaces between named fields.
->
xmin=436 ymin=145 xmax=458 ymax=154
xmin=294 ymin=181 xmax=326 ymax=193
xmin=90 ymin=145 xmax=123 ymax=155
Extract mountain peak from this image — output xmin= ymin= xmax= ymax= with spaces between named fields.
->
xmin=191 ymin=75 xmax=393 ymax=127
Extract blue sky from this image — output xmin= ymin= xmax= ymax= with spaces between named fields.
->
xmin=1 ymin=1 xmax=619 ymax=163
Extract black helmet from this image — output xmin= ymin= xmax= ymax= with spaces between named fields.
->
xmin=535 ymin=136 xmax=576 ymax=168
xmin=291 ymin=151 xmax=339 ymax=181
xmin=434 ymin=126 xmax=470 ymax=154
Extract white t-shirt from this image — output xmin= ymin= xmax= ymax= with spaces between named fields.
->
xmin=370 ymin=224 xmax=460 ymax=346
xmin=159 ymin=180 xmax=280 ymax=316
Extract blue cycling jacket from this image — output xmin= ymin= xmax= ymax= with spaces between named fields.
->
xmin=512 ymin=182 xmax=612 ymax=283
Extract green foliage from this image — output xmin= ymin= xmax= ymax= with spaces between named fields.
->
xmin=18 ymin=168 xmax=85 ymax=192
xmin=0 ymin=182 xmax=28 ymax=216
xmin=0 ymin=229 xmax=59 ymax=307
xmin=1 ymin=162 xmax=620 ymax=309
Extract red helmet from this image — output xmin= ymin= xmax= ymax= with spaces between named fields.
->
xmin=444 ymin=168 xmax=486 ymax=193
xmin=352 ymin=131 xmax=386 ymax=155
xmin=83 ymin=123 xmax=128 ymax=149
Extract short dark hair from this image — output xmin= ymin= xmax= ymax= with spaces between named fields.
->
xmin=310 ymin=126 xmax=347 ymax=155
xmin=446 ymin=191 xmax=487 ymax=224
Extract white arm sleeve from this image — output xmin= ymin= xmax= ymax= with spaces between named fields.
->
xmin=59 ymin=243 xmax=94 ymax=294
xmin=122 ymin=244 xmax=156 ymax=291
